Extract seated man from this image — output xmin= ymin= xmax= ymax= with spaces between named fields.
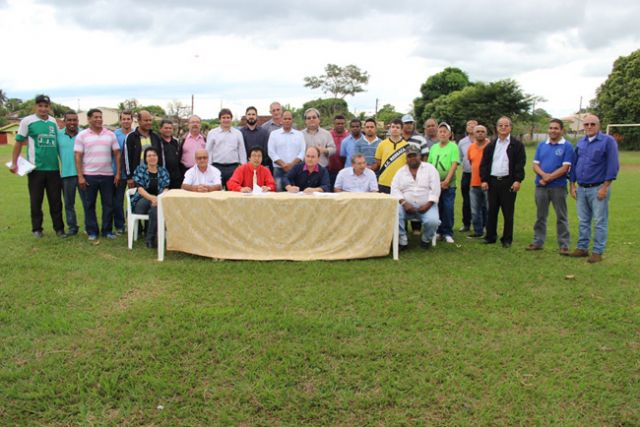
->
xmin=284 ymin=146 xmax=330 ymax=193
xmin=391 ymin=144 xmax=441 ymax=250
xmin=181 ymin=149 xmax=222 ymax=192
xmin=227 ymin=146 xmax=276 ymax=192
xmin=334 ymin=153 xmax=379 ymax=193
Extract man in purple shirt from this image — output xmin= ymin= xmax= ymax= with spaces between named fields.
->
xmin=569 ymin=114 xmax=619 ymax=263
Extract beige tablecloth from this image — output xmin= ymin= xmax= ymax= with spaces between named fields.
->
xmin=160 ymin=191 xmax=397 ymax=261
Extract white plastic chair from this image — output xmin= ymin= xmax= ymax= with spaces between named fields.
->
xmin=126 ymin=188 xmax=149 ymax=249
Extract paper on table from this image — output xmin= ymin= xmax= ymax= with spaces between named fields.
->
xmin=312 ymin=192 xmax=339 ymax=197
xmin=5 ymin=156 xmax=35 ymax=176
xmin=252 ymin=185 xmax=263 ymax=194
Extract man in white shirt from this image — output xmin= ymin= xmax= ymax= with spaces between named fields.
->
xmin=391 ymin=144 xmax=441 ymax=250
xmin=206 ymin=108 xmax=246 ymax=188
xmin=334 ymin=154 xmax=378 ymax=193
xmin=267 ymin=111 xmax=306 ymax=191
xmin=182 ymin=149 xmax=222 ymax=192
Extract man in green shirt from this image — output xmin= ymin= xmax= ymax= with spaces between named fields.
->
xmin=428 ymin=122 xmax=460 ymax=243
xmin=10 ymin=95 xmax=65 ymax=238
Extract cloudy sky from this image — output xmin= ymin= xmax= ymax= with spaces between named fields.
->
xmin=1 ymin=0 xmax=639 ymax=120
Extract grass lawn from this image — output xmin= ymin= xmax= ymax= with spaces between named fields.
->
xmin=0 ymin=144 xmax=638 ymax=426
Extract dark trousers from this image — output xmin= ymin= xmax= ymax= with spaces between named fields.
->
xmin=461 ymin=172 xmax=471 ymax=228
xmin=328 ymin=171 xmax=339 ymax=192
xmin=486 ymin=176 xmax=517 ymax=244
xmin=81 ymin=175 xmax=114 ymax=237
xmin=27 ymin=170 xmax=64 ymax=233
xmin=212 ymin=163 xmax=240 ymax=189
xmin=112 ymin=179 xmax=127 ymax=231
xmin=62 ymin=176 xmax=84 ymax=234
xmin=378 ymin=184 xmax=391 ymax=194
xmin=134 ymin=198 xmax=158 ymax=244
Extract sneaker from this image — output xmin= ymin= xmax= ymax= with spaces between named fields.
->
xmin=103 ymin=233 xmax=116 ymax=240
xmin=459 ymin=226 xmax=470 ymax=232
xmin=115 ymin=228 xmax=125 ymax=236
xmin=444 ymin=235 xmax=455 ymax=244
xmin=33 ymin=231 xmax=43 ymax=238
xmin=88 ymin=234 xmax=98 ymax=241
xmin=526 ymin=243 xmax=543 ymax=251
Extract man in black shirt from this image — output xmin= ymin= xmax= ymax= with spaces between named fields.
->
xmin=284 ymin=146 xmax=330 ymax=193
xmin=154 ymin=119 xmax=182 ymax=189
xmin=240 ymin=106 xmax=271 ymax=170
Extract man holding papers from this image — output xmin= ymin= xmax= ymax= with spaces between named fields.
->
xmin=9 ymin=94 xmax=65 ymax=238
xmin=227 ymin=146 xmax=276 ymax=193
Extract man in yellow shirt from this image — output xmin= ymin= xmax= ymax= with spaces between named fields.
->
xmin=373 ymin=118 xmax=408 ymax=193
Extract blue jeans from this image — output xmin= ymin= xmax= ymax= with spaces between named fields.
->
xmin=398 ymin=203 xmax=441 ymax=246
xmin=470 ymin=187 xmax=488 ymax=235
xmin=80 ymin=175 xmax=115 ymax=237
xmin=112 ymin=179 xmax=127 ymax=231
xmin=576 ymin=186 xmax=611 ymax=254
xmin=437 ymin=187 xmax=456 ymax=237
xmin=274 ymin=168 xmax=287 ymax=192
xmin=62 ymin=176 xmax=85 ymax=234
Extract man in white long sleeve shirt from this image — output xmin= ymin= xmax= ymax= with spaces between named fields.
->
xmin=391 ymin=144 xmax=441 ymax=250
xmin=206 ymin=108 xmax=246 ymax=188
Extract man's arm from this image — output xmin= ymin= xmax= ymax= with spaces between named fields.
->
xmin=75 ymin=152 xmax=87 ymax=190
xmin=9 ymin=141 xmax=25 ymax=173
xmin=113 ymin=150 xmax=121 ymax=186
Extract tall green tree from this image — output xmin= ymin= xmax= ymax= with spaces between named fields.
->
xmin=304 ymin=64 xmax=369 ymax=99
xmin=413 ymin=67 xmax=471 ymax=123
xmin=302 ymin=98 xmax=350 ymax=128
xmin=422 ymin=79 xmax=533 ymax=136
xmin=375 ymin=103 xmax=402 ymax=125
xmin=591 ymin=48 xmax=640 ymax=150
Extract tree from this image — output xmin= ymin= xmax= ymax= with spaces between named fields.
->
xmin=414 ymin=67 xmax=471 ymax=123
xmin=422 ymin=79 xmax=533 ymax=136
xmin=591 ymin=48 xmax=640 ymax=150
xmin=0 ymin=89 xmax=7 ymax=107
xmin=166 ymin=100 xmax=193 ymax=137
xmin=15 ymin=99 xmax=73 ymax=118
xmin=140 ymin=105 xmax=166 ymax=117
xmin=376 ymin=103 xmax=402 ymax=126
xmin=304 ymin=64 xmax=369 ymax=99
xmin=302 ymin=98 xmax=350 ymax=128
xmin=118 ymin=98 xmax=139 ymax=112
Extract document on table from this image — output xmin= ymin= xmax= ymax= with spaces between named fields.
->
xmin=5 ymin=156 xmax=35 ymax=176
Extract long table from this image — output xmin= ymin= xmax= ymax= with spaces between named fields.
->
xmin=157 ymin=191 xmax=399 ymax=261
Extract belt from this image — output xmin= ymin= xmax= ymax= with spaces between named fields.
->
xmin=490 ymin=175 xmax=510 ymax=181
xmin=579 ymin=182 xmax=603 ymax=188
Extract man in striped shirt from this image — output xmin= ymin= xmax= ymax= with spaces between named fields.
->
xmin=74 ymin=108 xmax=121 ymax=241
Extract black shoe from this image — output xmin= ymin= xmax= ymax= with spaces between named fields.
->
xmin=502 ymin=242 xmax=512 ymax=248
xmin=399 ymin=244 xmax=409 ymax=251
xmin=56 ymin=230 xmax=67 ymax=238
xmin=482 ymin=239 xmax=496 ymax=244
xmin=65 ymin=230 xmax=78 ymax=237
xmin=420 ymin=240 xmax=431 ymax=250
xmin=468 ymin=232 xmax=483 ymax=238
xmin=459 ymin=226 xmax=470 ymax=232
xmin=146 ymin=241 xmax=157 ymax=249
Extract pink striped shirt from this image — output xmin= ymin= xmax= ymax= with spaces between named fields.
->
xmin=74 ymin=127 xmax=119 ymax=176
xmin=181 ymin=132 xmax=206 ymax=168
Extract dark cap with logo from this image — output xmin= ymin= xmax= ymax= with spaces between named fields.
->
xmin=35 ymin=94 xmax=51 ymax=104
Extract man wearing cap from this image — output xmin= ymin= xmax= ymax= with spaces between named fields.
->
xmin=428 ymin=122 xmax=460 ymax=244
xmin=480 ymin=116 xmax=526 ymax=248
xmin=527 ymin=119 xmax=574 ymax=255
xmin=402 ymin=114 xmax=428 ymax=159
xmin=334 ymin=153 xmax=379 ymax=193
xmin=391 ymin=144 xmax=441 ymax=250
xmin=569 ymin=114 xmax=619 ymax=263
xmin=457 ymin=119 xmax=478 ymax=233
xmin=373 ymin=118 xmax=408 ymax=194
xmin=10 ymin=94 xmax=65 ymax=238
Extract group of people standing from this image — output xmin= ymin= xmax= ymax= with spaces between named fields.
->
xmin=10 ymin=96 xmax=619 ymax=261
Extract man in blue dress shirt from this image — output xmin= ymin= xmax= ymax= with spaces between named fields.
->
xmin=569 ymin=114 xmax=619 ymax=263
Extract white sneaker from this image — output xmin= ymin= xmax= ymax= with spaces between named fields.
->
xmin=444 ymin=235 xmax=455 ymax=244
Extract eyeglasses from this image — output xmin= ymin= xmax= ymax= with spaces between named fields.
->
xmin=584 ymin=123 xmax=597 ymax=127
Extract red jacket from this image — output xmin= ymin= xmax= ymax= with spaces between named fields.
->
xmin=227 ymin=163 xmax=276 ymax=192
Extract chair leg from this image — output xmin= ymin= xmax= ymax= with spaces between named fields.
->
xmin=128 ymin=218 xmax=134 ymax=250
xmin=133 ymin=221 xmax=139 ymax=242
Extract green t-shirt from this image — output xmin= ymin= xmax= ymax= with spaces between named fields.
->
xmin=16 ymin=114 xmax=59 ymax=171
xmin=428 ymin=141 xmax=460 ymax=187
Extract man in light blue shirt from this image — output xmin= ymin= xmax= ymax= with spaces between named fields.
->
xmin=112 ymin=110 xmax=133 ymax=235
xmin=57 ymin=111 xmax=83 ymax=236
xmin=340 ymin=119 xmax=365 ymax=167
xmin=267 ymin=111 xmax=306 ymax=191
xmin=354 ymin=118 xmax=381 ymax=168
xmin=334 ymin=154 xmax=379 ymax=193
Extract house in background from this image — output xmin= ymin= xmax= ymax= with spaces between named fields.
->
xmin=0 ymin=122 xmax=19 ymax=145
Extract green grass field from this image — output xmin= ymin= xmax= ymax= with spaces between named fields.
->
xmin=1 ymin=144 xmax=639 ymax=426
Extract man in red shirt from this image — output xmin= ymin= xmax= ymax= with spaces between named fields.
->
xmin=226 ymin=146 xmax=276 ymax=192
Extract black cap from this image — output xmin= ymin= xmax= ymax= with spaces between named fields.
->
xmin=35 ymin=94 xmax=51 ymax=104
